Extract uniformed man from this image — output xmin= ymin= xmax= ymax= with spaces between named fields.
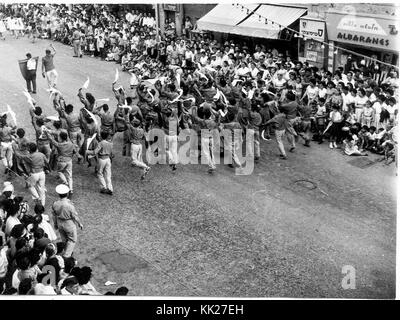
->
xmin=71 ymin=27 xmax=82 ymax=58
xmin=52 ymin=184 xmax=83 ymax=258
xmin=15 ymin=142 xmax=48 ymax=206
xmin=46 ymin=131 xmax=78 ymax=195
xmin=87 ymin=131 xmax=114 ymax=194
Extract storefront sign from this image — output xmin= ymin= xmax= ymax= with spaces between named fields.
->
xmin=327 ymin=12 xmax=399 ymax=51
xmin=300 ymin=18 xmax=325 ymax=41
xmin=306 ymin=50 xmax=318 ymax=62
xmin=163 ymin=4 xmax=179 ymax=12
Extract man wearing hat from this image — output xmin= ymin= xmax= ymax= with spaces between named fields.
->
xmin=52 ymin=184 xmax=83 ymax=258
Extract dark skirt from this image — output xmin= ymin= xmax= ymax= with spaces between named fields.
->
xmin=329 ymin=122 xmax=342 ymax=138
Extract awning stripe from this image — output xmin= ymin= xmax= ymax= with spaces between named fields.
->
xmin=197 ymin=4 xmax=307 ymax=39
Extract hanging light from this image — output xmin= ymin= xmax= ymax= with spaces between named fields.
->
xmin=321 ymin=44 xmax=325 ymax=49
xmin=334 ymin=49 xmax=338 ymax=54
xmin=265 ymin=18 xmax=268 ymax=24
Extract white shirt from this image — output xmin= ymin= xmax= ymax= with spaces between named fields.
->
xmin=373 ymin=101 xmax=382 ymax=115
xmin=27 ymin=58 xmax=36 ymax=71
xmin=330 ymin=110 xmax=342 ymax=122
xmin=342 ymin=93 xmax=352 ymax=112
xmin=318 ymin=88 xmax=327 ymax=99
xmin=5 ymin=216 xmax=20 ymax=237
xmin=355 ymin=95 xmax=369 ymax=108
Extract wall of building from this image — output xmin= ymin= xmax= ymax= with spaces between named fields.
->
xmin=182 ymin=4 xmax=217 ymax=26
xmin=303 ymin=3 xmax=399 ymax=19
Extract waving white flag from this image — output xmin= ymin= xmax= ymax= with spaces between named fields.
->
xmin=6 ymin=105 xmax=17 ymax=126
xmin=114 ymin=68 xmax=119 ymax=83
xmin=96 ymin=98 xmax=110 ymax=103
xmin=82 ymin=77 xmax=90 ymax=89
xmin=22 ymin=90 xmax=35 ymax=108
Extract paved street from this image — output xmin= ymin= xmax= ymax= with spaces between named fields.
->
xmin=0 ymin=37 xmax=396 ymax=298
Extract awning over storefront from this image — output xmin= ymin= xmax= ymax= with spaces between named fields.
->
xmin=326 ymin=10 xmax=399 ymax=52
xmin=197 ymin=4 xmax=307 ymax=39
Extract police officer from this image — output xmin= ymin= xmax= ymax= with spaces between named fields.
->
xmin=52 ymin=184 xmax=83 ymax=257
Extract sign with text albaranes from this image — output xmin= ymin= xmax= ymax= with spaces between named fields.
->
xmin=326 ymin=12 xmax=399 ymax=51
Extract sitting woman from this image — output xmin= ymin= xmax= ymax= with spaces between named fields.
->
xmin=121 ymin=52 xmax=131 ymax=71
xmin=342 ymin=129 xmax=368 ymax=156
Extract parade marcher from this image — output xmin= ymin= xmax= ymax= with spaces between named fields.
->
xmin=52 ymin=184 xmax=83 ymax=258
xmin=191 ymin=106 xmax=220 ymax=173
xmin=87 ymin=131 xmax=114 ymax=195
xmin=46 ymin=130 xmax=78 ymax=195
xmin=125 ymin=114 xmax=150 ymax=180
xmin=14 ymin=142 xmax=48 ymax=206
xmin=93 ymin=104 xmax=114 ymax=136
xmin=278 ymin=91 xmax=298 ymax=153
xmin=25 ymin=53 xmax=37 ymax=94
xmin=247 ymin=102 xmax=262 ymax=161
xmin=264 ymin=112 xmax=294 ymax=160
xmin=29 ymin=106 xmax=51 ymax=162
xmin=0 ymin=114 xmax=16 ymax=174
xmin=42 ymin=43 xmax=58 ymax=88
xmin=12 ymin=128 xmax=30 ymax=176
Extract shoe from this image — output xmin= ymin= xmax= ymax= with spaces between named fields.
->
xmin=208 ymin=168 xmax=216 ymax=174
xmin=333 ymin=142 xmax=338 ymax=148
xmin=329 ymin=142 xmax=334 ymax=149
xmin=171 ymin=164 xmax=177 ymax=171
xmin=32 ymin=91 xmax=37 ymax=94
xmin=100 ymin=188 xmax=108 ymax=194
xmin=228 ymin=164 xmax=234 ymax=168
xmin=73 ymin=55 xmax=78 ymax=57
xmin=279 ymin=155 xmax=287 ymax=160
xmin=106 ymin=189 xmax=113 ymax=195
xmin=304 ymin=143 xmax=310 ymax=147
xmin=141 ymin=167 xmax=150 ymax=180
xmin=289 ymin=147 xmax=296 ymax=153
xmin=255 ymin=156 xmax=260 ymax=162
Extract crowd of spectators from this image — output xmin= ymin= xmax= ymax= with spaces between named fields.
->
xmin=0 ymin=181 xmax=130 ymax=295
xmin=0 ymin=3 xmax=398 ymax=295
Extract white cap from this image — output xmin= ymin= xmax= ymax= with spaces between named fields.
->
xmin=55 ymin=184 xmax=70 ymax=195
xmin=3 ymin=181 xmax=13 ymax=193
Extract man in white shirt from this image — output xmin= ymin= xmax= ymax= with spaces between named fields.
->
xmin=25 ymin=53 xmax=37 ymax=94
xmin=341 ymin=86 xmax=352 ymax=112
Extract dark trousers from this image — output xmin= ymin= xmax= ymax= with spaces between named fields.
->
xmin=26 ymin=70 xmax=37 ymax=92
